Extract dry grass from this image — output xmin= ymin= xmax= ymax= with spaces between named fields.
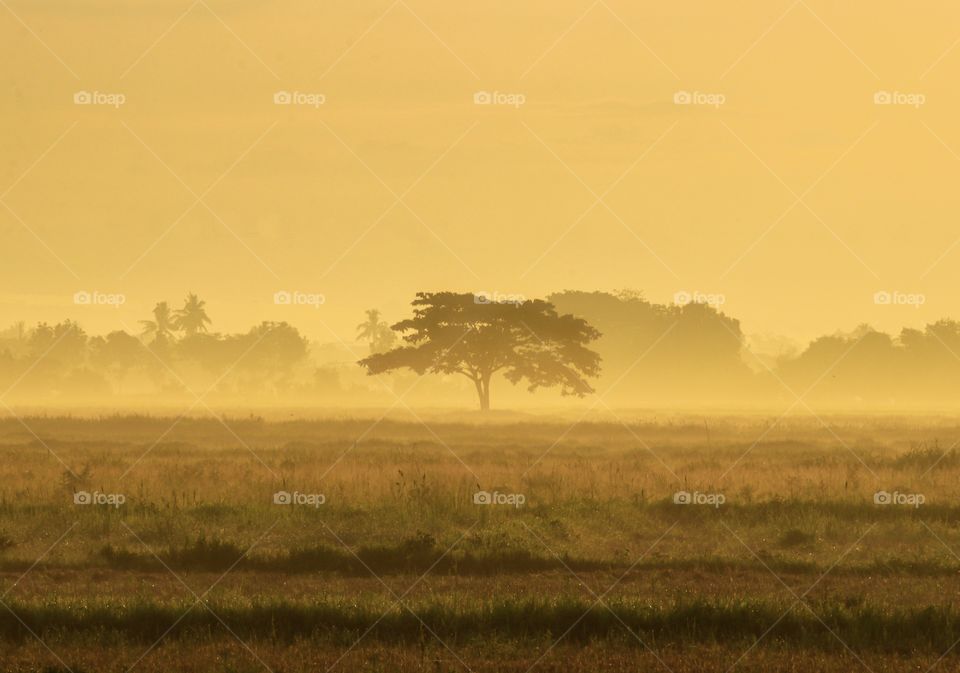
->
xmin=0 ymin=413 xmax=958 ymax=671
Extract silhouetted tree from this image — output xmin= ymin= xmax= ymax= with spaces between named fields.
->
xmin=174 ymin=293 xmax=211 ymax=337
xmin=548 ymin=290 xmax=757 ymax=404
xmin=359 ymin=292 xmax=601 ymax=411
xmin=175 ymin=332 xmax=226 ymax=373
xmin=90 ymin=331 xmax=142 ymax=393
xmin=140 ymin=302 xmax=176 ymax=346
xmin=19 ymin=321 xmax=89 ymax=395
xmin=356 ymin=309 xmax=397 ymax=354
xmin=774 ymin=325 xmax=907 ymax=406
xmin=28 ymin=321 xmax=87 ymax=364
xmin=226 ymin=322 xmax=309 ymax=395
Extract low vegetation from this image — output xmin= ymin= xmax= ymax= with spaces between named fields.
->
xmin=1 ymin=413 xmax=959 ymax=671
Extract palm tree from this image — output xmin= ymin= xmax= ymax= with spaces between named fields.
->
xmin=356 ymin=309 xmax=396 ymax=354
xmin=174 ymin=293 xmax=211 ymax=337
xmin=140 ymin=302 xmax=177 ymax=345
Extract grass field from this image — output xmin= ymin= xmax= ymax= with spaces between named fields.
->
xmin=1 ymin=412 xmax=959 ymax=672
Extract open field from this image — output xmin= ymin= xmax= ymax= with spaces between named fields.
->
xmin=1 ymin=413 xmax=960 ymax=672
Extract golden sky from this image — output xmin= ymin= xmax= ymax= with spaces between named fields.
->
xmin=2 ymin=0 xmax=960 ymax=345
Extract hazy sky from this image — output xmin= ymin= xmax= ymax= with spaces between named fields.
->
xmin=2 ymin=0 xmax=960 ymax=345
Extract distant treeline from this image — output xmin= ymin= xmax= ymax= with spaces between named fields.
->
xmin=549 ymin=290 xmax=960 ymax=408
xmin=0 ymin=290 xmax=958 ymax=408
xmin=0 ymin=318 xmax=316 ymax=401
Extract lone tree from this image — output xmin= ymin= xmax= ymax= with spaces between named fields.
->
xmin=358 ymin=292 xmax=601 ymax=411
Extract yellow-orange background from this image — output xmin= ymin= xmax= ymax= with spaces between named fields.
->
xmin=2 ymin=0 xmax=959 ymax=345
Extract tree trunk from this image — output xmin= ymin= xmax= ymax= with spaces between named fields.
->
xmin=472 ymin=372 xmax=493 ymax=411
xmin=479 ymin=373 xmax=491 ymax=412
xmin=473 ymin=378 xmax=486 ymax=411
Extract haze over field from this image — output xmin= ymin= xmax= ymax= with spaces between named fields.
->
xmin=6 ymin=5 xmax=960 ymax=672
xmin=4 ymin=0 xmax=960 ymax=350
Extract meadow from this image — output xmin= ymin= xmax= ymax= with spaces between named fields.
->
xmin=1 ymin=412 xmax=959 ymax=672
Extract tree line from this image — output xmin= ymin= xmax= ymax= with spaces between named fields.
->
xmin=1 ymin=290 xmax=960 ymax=409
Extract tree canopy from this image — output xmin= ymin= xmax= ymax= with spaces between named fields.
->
xmin=358 ymin=292 xmax=602 ymax=410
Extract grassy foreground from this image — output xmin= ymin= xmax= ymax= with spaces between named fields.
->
xmin=1 ymin=412 xmax=959 ymax=671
